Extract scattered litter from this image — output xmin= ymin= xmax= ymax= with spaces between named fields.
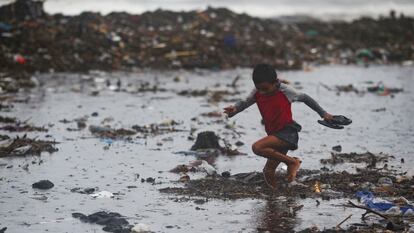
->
xmin=378 ymin=177 xmax=393 ymax=187
xmin=320 ymin=152 xmax=392 ymax=167
xmin=89 ymin=125 xmax=136 ymax=139
xmin=334 ymin=82 xmax=403 ymax=96
xmin=0 ymin=124 xmax=47 ymax=132
xmin=170 ymin=160 xmax=216 ymax=175
xmin=70 ymin=187 xmax=97 ymax=194
xmin=0 ymin=136 xmax=58 ymax=157
xmin=372 ymin=107 xmax=386 ymax=112
xmin=132 ymin=120 xmax=183 ymax=136
xmin=90 ymin=191 xmax=114 ymax=199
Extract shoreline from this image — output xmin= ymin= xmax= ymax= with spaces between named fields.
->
xmin=0 ymin=0 xmax=413 ymax=93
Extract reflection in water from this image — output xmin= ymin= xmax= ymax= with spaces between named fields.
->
xmin=254 ymin=197 xmax=301 ymax=233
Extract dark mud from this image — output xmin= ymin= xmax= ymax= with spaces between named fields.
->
xmin=160 ymin=166 xmax=414 ymax=200
xmin=32 ymin=180 xmax=54 ymax=190
xmin=189 ymin=131 xmax=245 ymax=156
xmin=160 ymin=170 xmax=314 ymax=200
xmin=72 ymin=211 xmax=131 ymax=233
xmin=191 ymin=131 xmax=221 ymax=150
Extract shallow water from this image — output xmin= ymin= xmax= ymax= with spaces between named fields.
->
xmin=0 ymin=65 xmax=413 ymax=232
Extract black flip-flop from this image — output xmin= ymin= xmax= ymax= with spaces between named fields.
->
xmin=318 ymin=120 xmax=344 ymax=129
xmin=331 ymin=115 xmax=352 ymax=125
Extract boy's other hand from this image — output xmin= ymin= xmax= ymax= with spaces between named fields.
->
xmin=223 ymin=105 xmax=237 ymax=116
xmin=323 ymin=113 xmax=334 ymax=121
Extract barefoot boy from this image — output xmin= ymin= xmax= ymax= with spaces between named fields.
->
xmin=224 ymin=64 xmax=333 ymax=189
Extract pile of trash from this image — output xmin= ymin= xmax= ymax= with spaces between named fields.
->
xmin=1 ymin=0 xmax=413 ymax=94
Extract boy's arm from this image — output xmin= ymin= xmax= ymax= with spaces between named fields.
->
xmin=227 ymin=89 xmax=256 ymax=117
xmin=280 ymin=83 xmax=327 ymax=118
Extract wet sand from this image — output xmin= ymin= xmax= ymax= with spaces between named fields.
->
xmin=0 ymin=65 xmax=413 ymax=232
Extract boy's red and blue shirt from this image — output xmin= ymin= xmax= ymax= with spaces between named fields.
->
xmin=230 ymin=83 xmax=327 ymax=135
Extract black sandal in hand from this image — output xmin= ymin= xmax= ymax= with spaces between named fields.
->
xmin=318 ymin=115 xmax=352 ymax=129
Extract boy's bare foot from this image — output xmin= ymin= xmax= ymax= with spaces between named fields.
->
xmin=263 ymin=168 xmax=277 ymax=190
xmin=287 ymin=157 xmax=301 ymax=183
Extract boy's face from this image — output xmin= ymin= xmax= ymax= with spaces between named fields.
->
xmin=255 ymin=82 xmax=277 ymax=96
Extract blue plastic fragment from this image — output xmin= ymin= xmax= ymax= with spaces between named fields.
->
xmin=0 ymin=22 xmax=13 ymax=31
xmin=100 ymin=138 xmax=114 ymax=144
xmin=223 ymin=35 xmax=236 ymax=48
xmin=356 ymin=191 xmax=414 ymax=214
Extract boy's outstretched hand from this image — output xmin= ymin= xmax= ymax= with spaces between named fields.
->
xmin=323 ymin=113 xmax=334 ymax=121
xmin=223 ymin=105 xmax=237 ymax=116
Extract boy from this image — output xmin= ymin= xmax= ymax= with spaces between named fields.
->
xmin=224 ymin=64 xmax=333 ymax=190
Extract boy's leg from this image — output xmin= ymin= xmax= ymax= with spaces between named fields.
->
xmin=252 ymin=136 xmax=301 ymax=183
xmin=264 ymin=148 xmax=288 ymax=171
xmin=262 ymin=147 xmax=287 ymax=189
xmin=264 ymin=158 xmax=280 ymax=171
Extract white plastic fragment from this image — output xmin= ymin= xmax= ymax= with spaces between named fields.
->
xmin=90 ymin=191 xmax=114 ymax=198
xmin=404 ymin=209 xmax=414 ymax=216
xmin=131 ymin=223 xmax=151 ymax=232
xmin=198 ymin=160 xmax=216 ymax=175
xmin=385 ymin=206 xmax=401 ymax=216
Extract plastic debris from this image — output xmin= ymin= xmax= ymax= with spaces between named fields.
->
xmin=170 ymin=160 xmax=216 ymax=175
xmin=378 ymin=177 xmax=393 ymax=187
xmin=356 ymin=191 xmax=414 ymax=215
xmin=131 ymin=223 xmax=151 ymax=233
xmin=90 ymin=191 xmax=114 ymax=198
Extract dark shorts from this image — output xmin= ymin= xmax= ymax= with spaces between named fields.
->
xmin=269 ymin=122 xmax=302 ymax=150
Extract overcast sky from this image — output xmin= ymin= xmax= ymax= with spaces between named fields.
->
xmin=1 ymin=0 xmax=413 ymax=20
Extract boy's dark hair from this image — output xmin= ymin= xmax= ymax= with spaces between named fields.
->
xmin=252 ymin=64 xmax=278 ymax=84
